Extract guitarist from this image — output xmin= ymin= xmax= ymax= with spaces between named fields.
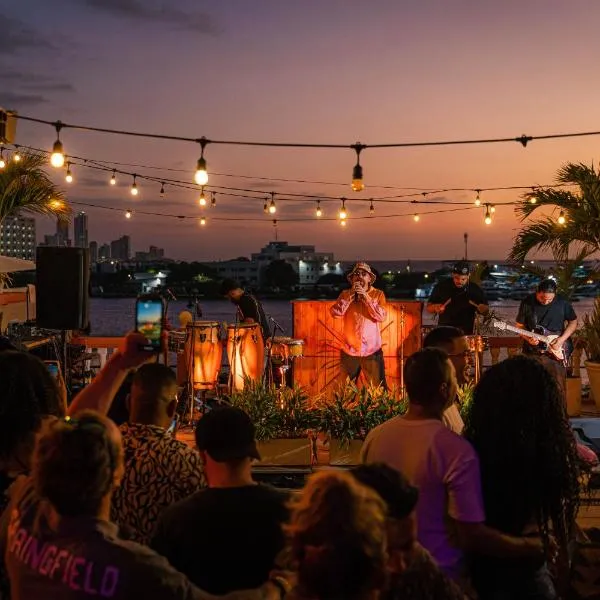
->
xmin=516 ymin=278 xmax=578 ymax=396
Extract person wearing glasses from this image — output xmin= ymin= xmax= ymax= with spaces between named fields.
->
xmin=330 ymin=262 xmax=388 ymax=389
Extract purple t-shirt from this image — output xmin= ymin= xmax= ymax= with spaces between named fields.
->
xmin=362 ymin=417 xmax=486 ymax=580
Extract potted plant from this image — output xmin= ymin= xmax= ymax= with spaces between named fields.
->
xmin=228 ymin=378 xmax=315 ymax=465
xmin=579 ymin=297 xmax=600 ymax=410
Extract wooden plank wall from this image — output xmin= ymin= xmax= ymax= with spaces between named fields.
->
xmin=292 ymin=300 xmax=422 ymax=400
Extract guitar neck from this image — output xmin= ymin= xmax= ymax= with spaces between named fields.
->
xmin=498 ymin=323 xmax=550 ymax=342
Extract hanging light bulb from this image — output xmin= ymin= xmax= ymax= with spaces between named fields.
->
xmin=351 ymin=143 xmax=365 ymax=191
xmin=130 ymin=174 xmax=139 ymax=196
xmin=340 ymin=219 xmax=347 ymax=227
xmin=339 ymin=198 xmax=347 ymax=220
xmin=269 ymin=193 xmax=277 ymax=214
xmin=484 ymin=205 xmax=492 ymax=225
xmin=50 ymin=122 xmax=65 ymax=168
xmin=413 ymin=214 xmax=420 ymax=222
xmin=0 ymin=148 xmax=5 ymax=169
xmin=65 ymin=162 xmax=73 ymax=183
xmin=263 ymin=199 xmax=268 ymax=213
xmin=529 ymin=197 xmax=537 ymax=204
xmin=200 ymin=216 xmax=206 ymax=226
xmin=557 ymin=210 xmax=566 ymax=225
xmin=211 ymin=192 xmax=216 ymax=208
xmin=490 ymin=204 xmax=496 ymax=214
xmin=369 ymin=200 xmax=375 ymax=215
xmin=199 ymin=188 xmax=207 ymax=207
xmin=125 ymin=209 xmax=132 ymax=219
xmin=160 ymin=182 xmax=165 ymax=198
xmin=475 ymin=190 xmax=481 ymax=206
xmin=194 ymin=138 xmax=209 ymax=185
xmin=110 ymin=170 xmax=117 ymax=186
xmin=316 ymin=200 xmax=322 ymax=218
xmin=13 ymin=149 xmax=21 ymax=162
xmin=49 ymin=198 xmax=64 ymax=210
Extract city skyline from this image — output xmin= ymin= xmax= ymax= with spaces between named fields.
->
xmin=3 ymin=1 xmax=600 ymax=261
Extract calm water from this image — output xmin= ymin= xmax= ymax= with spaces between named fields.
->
xmin=89 ymin=297 xmax=597 ymax=337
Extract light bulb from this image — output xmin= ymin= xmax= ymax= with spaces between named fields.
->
xmin=13 ymin=151 xmax=21 ymax=162
xmin=160 ymin=183 xmax=165 ymax=198
xmin=65 ymin=164 xmax=73 ymax=183
xmin=211 ymin=192 xmax=216 ymax=208
xmin=0 ymin=151 xmax=5 ymax=169
xmin=413 ymin=214 xmax=420 ymax=222
xmin=369 ymin=201 xmax=375 ymax=214
xmin=194 ymin=157 xmax=208 ymax=185
xmin=484 ymin=216 xmax=492 ymax=225
xmin=340 ymin=219 xmax=347 ymax=227
xmin=529 ymin=197 xmax=537 ymax=204
xmin=49 ymin=199 xmax=63 ymax=210
xmin=131 ymin=175 xmax=138 ymax=196
xmin=558 ymin=210 xmax=566 ymax=225
xmin=475 ymin=191 xmax=481 ymax=206
xmin=200 ymin=216 xmax=206 ymax=226
xmin=263 ymin=201 xmax=268 ymax=213
xmin=351 ymin=164 xmax=364 ymax=192
xmin=316 ymin=202 xmax=322 ymax=217
xmin=125 ymin=210 xmax=132 ymax=219
xmin=199 ymin=190 xmax=207 ymax=206
xmin=110 ymin=171 xmax=117 ymax=185
xmin=490 ymin=205 xmax=496 ymax=213
xmin=50 ymin=140 xmax=65 ymax=168
xmin=269 ymin=199 xmax=276 ymax=214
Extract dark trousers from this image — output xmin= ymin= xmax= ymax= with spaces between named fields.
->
xmin=339 ymin=348 xmax=387 ymax=390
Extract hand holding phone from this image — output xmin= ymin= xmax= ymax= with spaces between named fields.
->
xmin=135 ymin=295 xmax=165 ymax=352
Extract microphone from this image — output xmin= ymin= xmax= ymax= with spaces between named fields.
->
xmin=269 ymin=315 xmax=285 ymax=333
xmin=165 ymin=288 xmax=177 ymax=301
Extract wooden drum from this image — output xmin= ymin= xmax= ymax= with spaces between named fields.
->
xmin=227 ymin=323 xmax=265 ymax=391
xmin=188 ymin=321 xmax=222 ymax=390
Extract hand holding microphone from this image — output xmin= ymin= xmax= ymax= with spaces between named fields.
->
xmin=352 ymin=281 xmax=366 ymax=301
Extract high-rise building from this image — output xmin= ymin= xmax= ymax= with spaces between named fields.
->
xmin=110 ymin=235 xmax=130 ymax=261
xmin=0 ymin=215 xmax=36 ymax=260
xmin=55 ymin=218 xmax=71 ymax=247
xmin=74 ymin=211 xmax=89 ymax=248
xmin=89 ymin=241 xmax=98 ymax=263
xmin=99 ymin=244 xmax=111 ymax=260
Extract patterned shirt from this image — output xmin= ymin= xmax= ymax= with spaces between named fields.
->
xmin=111 ymin=423 xmax=205 ymax=546
xmin=330 ymin=287 xmax=387 ymax=356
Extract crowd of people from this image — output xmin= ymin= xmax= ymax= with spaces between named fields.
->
xmin=0 ymin=262 xmax=591 ymax=599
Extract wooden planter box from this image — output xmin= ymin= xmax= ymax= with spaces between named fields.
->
xmin=329 ymin=439 xmax=364 ymax=466
xmin=256 ymin=438 xmax=312 ymax=466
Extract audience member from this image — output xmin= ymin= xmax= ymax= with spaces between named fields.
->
xmin=361 ymin=348 xmax=544 ymax=585
xmin=153 ymin=406 xmax=289 ymax=595
xmin=285 ymin=470 xmax=388 ymax=600
xmin=352 ymin=463 xmax=465 ymax=599
xmin=464 ymin=355 xmax=581 ymax=599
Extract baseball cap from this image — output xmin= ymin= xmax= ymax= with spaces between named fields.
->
xmin=220 ymin=278 xmax=240 ymax=296
xmin=195 ymin=406 xmax=261 ymax=462
xmin=452 ymin=261 xmax=470 ymax=275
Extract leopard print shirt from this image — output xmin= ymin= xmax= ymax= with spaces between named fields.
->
xmin=111 ymin=423 xmax=206 ymax=546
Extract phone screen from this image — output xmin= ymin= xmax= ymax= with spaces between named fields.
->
xmin=46 ymin=362 xmax=59 ymax=378
xmin=136 ymin=297 xmax=164 ymax=350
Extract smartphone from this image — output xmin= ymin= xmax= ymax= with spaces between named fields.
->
xmin=45 ymin=361 xmax=60 ymax=379
xmin=135 ymin=295 xmax=165 ymax=351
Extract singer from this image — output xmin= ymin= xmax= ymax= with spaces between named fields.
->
xmin=330 ymin=262 xmax=387 ymax=389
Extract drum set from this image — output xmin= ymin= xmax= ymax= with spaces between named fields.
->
xmin=168 ymin=321 xmax=304 ymax=420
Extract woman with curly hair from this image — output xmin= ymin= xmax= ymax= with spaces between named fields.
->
xmin=286 ymin=470 xmax=389 ymax=600
xmin=464 ymin=355 xmax=581 ymax=599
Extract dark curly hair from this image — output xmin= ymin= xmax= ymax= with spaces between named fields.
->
xmin=33 ymin=411 xmax=121 ymax=517
xmin=0 ymin=351 xmax=64 ymax=465
xmin=463 ymin=355 xmax=580 ymax=548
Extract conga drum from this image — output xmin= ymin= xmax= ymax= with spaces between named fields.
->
xmin=187 ymin=321 xmax=222 ymax=390
xmin=227 ymin=323 xmax=265 ymax=391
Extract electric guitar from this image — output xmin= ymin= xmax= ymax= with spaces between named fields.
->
xmin=492 ymin=320 xmax=572 ymax=364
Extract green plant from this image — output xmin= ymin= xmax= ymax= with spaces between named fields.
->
xmin=579 ymin=297 xmax=600 ymax=363
xmin=457 ymin=382 xmax=475 ymax=427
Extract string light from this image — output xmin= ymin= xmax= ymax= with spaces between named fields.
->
xmin=340 ymin=219 xmax=347 ymax=227
xmin=200 ymin=216 xmax=206 ymax=226
xmin=49 ymin=198 xmax=64 ymax=210
xmin=484 ymin=205 xmax=492 ymax=225
xmin=50 ymin=122 xmax=65 ymax=168
xmin=263 ymin=198 xmax=268 ymax=213
xmin=199 ymin=188 xmax=207 ymax=207
xmin=529 ymin=197 xmax=537 ymax=204
xmin=490 ymin=204 xmax=496 ymax=213
xmin=413 ymin=214 xmax=420 ymax=222
xmin=351 ymin=143 xmax=365 ymax=192
xmin=211 ymin=192 xmax=216 ymax=208
xmin=194 ymin=137 xmax=208 ymax=185
xmin=65 ymin=162 xmax=73 ymax=183
xmin=369 ymin=199 xmax=375 ymax=214
xmin=316 ymin=200 xmax=322 ymax=217
xmin=557 ymin=210 xmax=566 ymax=225
xmin=130 ymin=174 xmax=139 ymax=196
xmin=475 ymin=190 xmax=481 ymax=206
xmin=160 ymin=182 xmax=165 ymax=198
xmin=110 ymin=170 xmax=117 ymax=185
xmin=0 ymin=148 xmax=5 ymax=169
xmin=13 ymin=150 xmax=21 ymax=162
xmin=269 ymin=193 xmax=277 ymax=214
xmin=125 ymin=209 xmax=132 ymax=219
xmin=339 ymin=198 xmax=348 ymax=220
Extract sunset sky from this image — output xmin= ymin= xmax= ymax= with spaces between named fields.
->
xmin=3 ymin=0 xmax=600 ymax=262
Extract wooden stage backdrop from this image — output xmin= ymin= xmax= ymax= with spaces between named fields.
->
xmin=292 ymin=300 xmax=423 ymax=400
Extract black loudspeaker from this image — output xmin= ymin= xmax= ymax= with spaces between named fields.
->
xmin=36 ymin=247 xmax=90 ymax=330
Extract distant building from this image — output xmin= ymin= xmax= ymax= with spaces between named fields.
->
xmin=205 ymin=257 xmax=260 ymax=287
xmin=110 ymin=235 xmax=130 ymax=261
xmin=89 ymin=241 xmax=98 ymax=263
xmin=134 ymin=245 xmax=165 ymax=262
xmin=74 ymin=211 xmax=88 ymax=248
xmin=98 ymin=243 xmax=111 ymax=260
xmin=56 ymin=218 xmax=71 ymax=247
xmin=0 ymin=215 xmax=36 ymax=260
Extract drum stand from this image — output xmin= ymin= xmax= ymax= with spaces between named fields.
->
xmin=266 ymin=316 xmax=285 ymax=388
xmin=228 ymin=316 xmax=240 ymax=396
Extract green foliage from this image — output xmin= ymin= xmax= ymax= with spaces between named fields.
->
xmin=579 ymin=297 xmax=600 ymax=363
xmin=264 ymin=259 xmax=299 ymax=289
xmin=457 ymin=382 xmax=475 ymax=429
xmin=315 ymin=380 xmax=407 ymax=446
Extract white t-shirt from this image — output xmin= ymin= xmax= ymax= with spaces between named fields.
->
xmin=361 ymin=416 xmax=485 ymax=580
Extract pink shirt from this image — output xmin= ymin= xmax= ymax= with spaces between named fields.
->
xmin=330 ymin=288 xmax=387 ymax=356
xmin=361 ymin=417 xmax=485 ymax=581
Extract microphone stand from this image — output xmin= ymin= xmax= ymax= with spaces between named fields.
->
xmin=266 ymin=316 xmax=285 ymax=387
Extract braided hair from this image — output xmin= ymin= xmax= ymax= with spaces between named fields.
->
xmin=463 ymin=355 xmax=580 ymax=548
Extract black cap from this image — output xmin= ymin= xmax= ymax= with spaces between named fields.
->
xmin=195 ymin=406 xmax=260 ymax=462
xmin=537 ymin=278 xmax=557 ymax=293
xmin=220 ymin=278 xmax=240 ymax=296
xmin=452 ymin=261 xmax=470 ymax=275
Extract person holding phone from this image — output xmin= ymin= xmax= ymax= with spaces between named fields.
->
xmin=135 ymin=295 xmax=165 ymax=351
